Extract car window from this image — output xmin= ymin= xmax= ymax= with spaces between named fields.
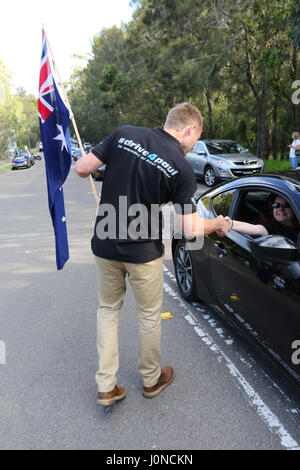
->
xmin=194 ymin=142 xmax=206 ymax=153
xmin=234 ymin=190 xmax=274 ymax=224
xmin=212 ymin=189 xmax=236 ymax=216
xmin=206 ymin=142 xmax=247 ymax=154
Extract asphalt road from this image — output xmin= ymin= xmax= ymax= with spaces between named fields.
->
xmin=1 ymin=161 xmax=300 ymax=450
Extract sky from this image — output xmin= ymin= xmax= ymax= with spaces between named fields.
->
xmin=0 ymin=0 xmax=134 ymax=96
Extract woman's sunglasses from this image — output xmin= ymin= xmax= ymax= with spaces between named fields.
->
xmin=272 ymin=202 xmax=290 ymax=209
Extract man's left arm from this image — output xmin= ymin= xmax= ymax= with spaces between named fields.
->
xmin=75 ymin=151 xmax=104 ymax=178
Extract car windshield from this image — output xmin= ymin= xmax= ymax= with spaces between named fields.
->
xmin=206 ymin=142 xmax=247 ymax=155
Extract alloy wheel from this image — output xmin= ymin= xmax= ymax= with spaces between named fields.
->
xmin=204 ymin=167 xmax=215 ymax=186
xmin=175 ymin=246 xmax=193 ymax=296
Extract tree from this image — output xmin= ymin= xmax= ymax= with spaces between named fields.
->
xmin=14 ymin=88 xmax=39 ymax=149
xmin=0 ymin=60 xmax=18 ymax=157
xmin=68 ymin=0 xmax=300 ymax=159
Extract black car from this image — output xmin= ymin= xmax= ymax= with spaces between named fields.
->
xmin=172 ymin=172 xmax=300 ymax=386
xmin=92 ymin=164 xmax=106 ymax=181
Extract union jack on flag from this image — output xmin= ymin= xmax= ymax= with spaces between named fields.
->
xmin=38 ymin=28 xmax=72 ymax=270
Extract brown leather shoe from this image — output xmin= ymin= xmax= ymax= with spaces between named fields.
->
xmin=143 ymin=366 xmax=174 ymax=398
xmin=97 ymin=385 xmax=126 ymax=406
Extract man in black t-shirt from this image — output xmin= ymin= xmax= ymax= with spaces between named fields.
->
xmin=76 ymin=103 xmax=230 ymax=406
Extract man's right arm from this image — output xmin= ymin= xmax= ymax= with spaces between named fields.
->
xmin=177 ymin=212 xmax=230 ymax=238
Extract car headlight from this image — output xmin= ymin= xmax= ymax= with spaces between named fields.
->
xmin=215 ymin=160 xmax=227 ymax=165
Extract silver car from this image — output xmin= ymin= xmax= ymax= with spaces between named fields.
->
xmin=185 ymin=140 xmax=264 ymax=187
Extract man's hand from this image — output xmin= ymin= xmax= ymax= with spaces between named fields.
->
xmin=215 ymin=215 xmax=231 ymax=237
xmin=178 ymin=213 xmax=231 ymax=238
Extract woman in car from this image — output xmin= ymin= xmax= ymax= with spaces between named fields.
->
xmin=225 ymin=195 xmax=299 ymax=244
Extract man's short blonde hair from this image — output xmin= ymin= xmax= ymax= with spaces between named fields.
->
xmin=292 ymin=131 xmax=300 ymax=140
xmin=164 ymin=102 xmax=204 ymax=131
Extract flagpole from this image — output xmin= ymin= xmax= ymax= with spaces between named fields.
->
xmin=42 ymin=24 xmax=100 ymax=206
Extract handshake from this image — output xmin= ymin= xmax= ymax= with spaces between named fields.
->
xmin=215 ymin=215 xmax=232 ymax=237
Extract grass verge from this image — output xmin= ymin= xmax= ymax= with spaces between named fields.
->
xmin=263 ymin=159 xmax=292 ymax=172
xmin=0 ymin=164 xmax=12 ymax=174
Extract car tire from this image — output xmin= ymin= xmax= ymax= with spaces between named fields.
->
xmin=174 ymin=240 xmax=198 ymax=302
xmin=204 ymin=166 xmax=216 ymax=187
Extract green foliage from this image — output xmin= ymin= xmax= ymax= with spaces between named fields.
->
xmin=0 ymin=61 xmax=39 ymax=157
xmin=287 ymin=0 xmax=300 ymax=50
xmin=263 ymin=159 xmax=291 ymax=171
xmin=68 ymin=0 xmax=300 ymax=157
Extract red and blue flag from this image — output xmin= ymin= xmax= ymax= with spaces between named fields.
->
xmin=38 ymin=29 xmax=72 ymax=270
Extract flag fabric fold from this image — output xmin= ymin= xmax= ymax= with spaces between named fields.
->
xmin=38 ymin=29 xmax=72 ymax=270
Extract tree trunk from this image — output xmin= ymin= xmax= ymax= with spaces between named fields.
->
xmin=291 ymin=49 xmax=298 ymax=130
xmin=204 ymin=87 xmax=215 ymax=139
xmin=271 ymin=102 xmax=278 ymax=160
xmin=260 ymin=67 xmax=268 ymax=159
xmin=256 ymin=105 xmax=262 ymax=158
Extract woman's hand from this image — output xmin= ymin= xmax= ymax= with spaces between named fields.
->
xmin=216 ymin=216 xmax=232 ymax=237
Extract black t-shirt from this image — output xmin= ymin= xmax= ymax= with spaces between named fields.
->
xmin=91 ymin=125 xmax=197 ymax=263
xmin=262 ymin=220 xmax=299 ymax=244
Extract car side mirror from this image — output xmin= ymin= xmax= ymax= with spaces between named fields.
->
xmin=197 ymin=150 xmax=207 ymax=156
xmin=248 ymin=235 xmax=300 ymax=263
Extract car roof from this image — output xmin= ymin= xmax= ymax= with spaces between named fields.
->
xmin=210 ymin=173 xmax=300 ymax=196
xmin=197 ymin=173 xmax=300 ymax=219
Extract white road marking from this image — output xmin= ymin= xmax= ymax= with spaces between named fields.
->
xmin=163 ymin=264 xmax=300 ymax=450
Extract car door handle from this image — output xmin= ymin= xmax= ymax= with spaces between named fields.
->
xmin=214 ymin=243 xmax=228 ymax=257
xmin=273 ymin=276 xmax=285 ymax=289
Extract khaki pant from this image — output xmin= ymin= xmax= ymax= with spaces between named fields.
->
xmin=94 ymin=255 xmax=164 ymax=392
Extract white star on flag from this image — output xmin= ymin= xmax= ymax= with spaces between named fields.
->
xmin=61 ymin=216 xmax=66 ymax=223
xmin=53 ymin=124 xmax=68 ymax=152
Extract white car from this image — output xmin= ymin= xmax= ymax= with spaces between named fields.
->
xmin=185 ymin=140 xmax=264 ymax=187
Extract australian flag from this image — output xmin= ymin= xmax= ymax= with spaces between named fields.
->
xmin=38 ymin=29 xmax=72 ymax=270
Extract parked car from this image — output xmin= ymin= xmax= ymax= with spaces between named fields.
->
xmin=172 ymin=172 xmax=300 ymax=387
xmin=11 ymin=152 xmax=31 ymax=169
xmin=25 ymin=151 xmax=35 ymax=166
xmin=92 ymin=164 xmax=106 ymax=181
xmin=72 ymin=148 xmax=83 ymax=161
xmin=185 ymin=140 xmax=264 ymax=187
xmin=83 ymin=142 xmax=92 ymax=152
